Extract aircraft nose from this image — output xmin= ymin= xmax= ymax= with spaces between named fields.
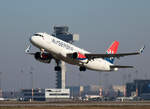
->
xmin=30 ymin=36 xmax=34 ymax=43
xmin=30 ymin=36 xmax=36 ymax=44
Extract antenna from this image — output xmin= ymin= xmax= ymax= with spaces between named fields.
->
xmin=0 ymin=72 xmax=2 ymax=98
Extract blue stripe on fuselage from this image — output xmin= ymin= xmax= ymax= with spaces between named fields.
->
xmin=77 ymin=58 xmax=87 ymax=60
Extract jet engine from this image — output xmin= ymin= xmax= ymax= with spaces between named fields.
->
xmin=34 ymin=52 xmax=53 ymax=63
xmin=71 ymin=52 xmax=88 ymax=63
xmin=71 ymin=52 xmax=85 ymax=59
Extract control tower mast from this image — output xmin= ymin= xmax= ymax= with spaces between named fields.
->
xmin=52 ymin=26 xmax=79 ymax=89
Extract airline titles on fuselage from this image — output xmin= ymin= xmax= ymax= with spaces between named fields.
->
xmin=52 ymin=38 xmax=74 ymax=51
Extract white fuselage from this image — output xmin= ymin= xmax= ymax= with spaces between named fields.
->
xmin=30 ymin=32 xmax=115 ymax=71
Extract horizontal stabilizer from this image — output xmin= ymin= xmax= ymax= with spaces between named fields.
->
xmin=110 ymin=65 xmax=134 ymax=68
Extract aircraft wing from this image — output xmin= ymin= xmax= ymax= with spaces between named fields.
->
xmin=110 ymin=65 xmax=134 ymax=68
xmin=85 ymin=52 xmax=139 ymax=59
xmin=85 ymin=45 xmax=145 ymax=59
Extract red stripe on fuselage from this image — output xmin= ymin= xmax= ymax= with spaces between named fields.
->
xmin=78 ymin=52 xmax=86 ymax=59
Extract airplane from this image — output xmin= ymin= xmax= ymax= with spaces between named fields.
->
xmin=25 ymin=32 xmax=145 ymax=72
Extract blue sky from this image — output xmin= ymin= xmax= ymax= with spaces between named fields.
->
xmin=0 ymin=0 xmax=150 ymax=91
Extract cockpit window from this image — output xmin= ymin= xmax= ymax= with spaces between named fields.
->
xmin=34 ymin=34 xmax=43 ymax=37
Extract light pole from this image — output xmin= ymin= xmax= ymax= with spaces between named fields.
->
xmin=0 ymin=72 xmax=2 ymax=90
xmin=0 ymin=72 xmax=2 ymax=98
xmin=30 ymin=66 xmax=34 ymax=101
xmin=30 ymin=71 xmax=34 ymax=101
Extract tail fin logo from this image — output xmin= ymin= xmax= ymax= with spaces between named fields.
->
xmin=107 ymin=49 xmax=114 ymax=54
xmin=106 ymin=40 xmax=119 ymax=54
xmin=105 ymin=41 xmax=119 ymax=64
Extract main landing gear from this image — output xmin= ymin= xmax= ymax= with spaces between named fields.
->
xmin=79 ymin=66 xmax=86 ymax=71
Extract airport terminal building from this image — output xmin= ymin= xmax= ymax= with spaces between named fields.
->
xmin=20 ymin=88 xmax=70 ymax=101
xmin=126 ymin=80 xmax=150 ymax=100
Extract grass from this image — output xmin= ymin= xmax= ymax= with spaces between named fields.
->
xmin=1 ymin=106 xmax=150 ymax=109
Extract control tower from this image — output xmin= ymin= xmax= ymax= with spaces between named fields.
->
xmin=52 ymin=26 xmax=79 ymax=89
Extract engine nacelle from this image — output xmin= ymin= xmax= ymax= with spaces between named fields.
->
xmin=72 ymin=52 xmax=78 ymax=59
xmin=72 ymin=52 xmax=88 ymax=63
xmin=34 ymin=52 xmax=53 ymax=64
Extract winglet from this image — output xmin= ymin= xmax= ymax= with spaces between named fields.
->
xmin=25 ymin=45 xmax=31 ymax=53
xmin=138 ymin=45 xmax=145 ymax=54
